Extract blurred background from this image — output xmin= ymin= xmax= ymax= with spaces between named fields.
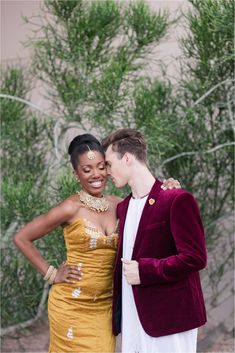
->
xmin=1 ymin=0 xmax=234 ymax=352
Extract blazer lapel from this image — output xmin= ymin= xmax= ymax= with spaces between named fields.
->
xmin=132 ymin=178 xmax=162 ymax=259
xmin=115 ymin=193 xmax=132 ymax=265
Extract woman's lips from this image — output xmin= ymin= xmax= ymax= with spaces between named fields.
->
xmin=89 ymin=180 xmax=103 ymax=188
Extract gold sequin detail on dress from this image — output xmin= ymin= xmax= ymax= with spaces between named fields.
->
xmin=48 ymin=218 xmax=118 ymax=353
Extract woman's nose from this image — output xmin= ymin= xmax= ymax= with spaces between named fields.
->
xmin=92 ymin=168 xmax=100 ymax=177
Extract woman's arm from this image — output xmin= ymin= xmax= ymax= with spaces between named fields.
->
xmin=14 ymin=198 xmax=80 ymax=283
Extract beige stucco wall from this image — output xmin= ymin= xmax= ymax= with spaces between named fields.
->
xmin=1 ymin=0 xmax=42 ymax=63
xmin=1 ymin=0 xmax=190 ymax=68
xmin=1 ymin=0 xmax=190 ymax=110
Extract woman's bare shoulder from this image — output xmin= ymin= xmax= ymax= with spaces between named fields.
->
xmin=106 ymin=195 xmax=123 ymax=207
xmin=57 ymin=194 xmax=81 ymax=217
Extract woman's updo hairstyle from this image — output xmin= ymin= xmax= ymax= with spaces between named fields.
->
xmin=68 ymin=134 xmax=105 ymax=169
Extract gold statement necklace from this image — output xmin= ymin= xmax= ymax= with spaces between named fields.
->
xmin=78 ymin=189 xmax=109 ymax=213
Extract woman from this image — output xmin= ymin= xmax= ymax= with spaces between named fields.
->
xmin=14 ymin=133 xmax=180 ymax=353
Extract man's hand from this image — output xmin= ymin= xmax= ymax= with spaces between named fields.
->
xmin=122 ymin=258 xmax=140 ymax=285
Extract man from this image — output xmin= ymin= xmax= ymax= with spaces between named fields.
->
xmin=102 ymin=129 xmax=207 ymax=353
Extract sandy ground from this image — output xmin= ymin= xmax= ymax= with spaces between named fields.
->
xmin=1 ymin=318 xmax=234 ymax=353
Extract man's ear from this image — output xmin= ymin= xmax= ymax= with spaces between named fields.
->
xmin=124 ymin=153 xmax=132 ymax=165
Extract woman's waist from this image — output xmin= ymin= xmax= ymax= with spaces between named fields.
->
xmin=66 ymin=253 xmax=116 ymax=270
xmin=49 ymin=280 xmax=113 ymax=303
xmin=65 ymin=260 xmax=114 ymax=284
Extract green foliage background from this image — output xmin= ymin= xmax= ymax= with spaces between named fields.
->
xmin=1 ymin=0 xmax=234 ymax=331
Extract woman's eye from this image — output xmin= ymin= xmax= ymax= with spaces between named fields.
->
xmin=83 ymin=169 xmax=91 ymax=173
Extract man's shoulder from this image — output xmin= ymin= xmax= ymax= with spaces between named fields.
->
xmin=158 ymin=188 xmax=195 ymax=204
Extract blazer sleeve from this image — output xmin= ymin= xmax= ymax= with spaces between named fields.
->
xmin=139 ymin=192 xmax=207 ymax=285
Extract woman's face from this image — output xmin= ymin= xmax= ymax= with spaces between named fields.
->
xmin=74 ymin=151 xmax=107 ymax=197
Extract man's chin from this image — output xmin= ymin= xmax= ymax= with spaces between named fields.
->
xmin=112 ymin=180 xmax=120 ymax=188
xmin=114 ymin=181 xmax=125 ymax=189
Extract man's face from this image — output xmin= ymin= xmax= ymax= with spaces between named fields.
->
xmin=105 ymin=145 xmax=129 ymax=188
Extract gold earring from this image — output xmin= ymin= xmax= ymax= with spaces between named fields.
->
xmin=74 ymin=175 xmax=80 ymax=182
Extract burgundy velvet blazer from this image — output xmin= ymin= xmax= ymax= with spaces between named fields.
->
xmin=112 ymin=178 xmax=207 ymax=337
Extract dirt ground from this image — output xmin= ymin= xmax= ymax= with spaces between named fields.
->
xmin=1 ymin=318 xmax=234 ymax=353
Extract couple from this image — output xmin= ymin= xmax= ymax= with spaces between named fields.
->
xmin=14 ymin=128 xmax=207 ymax=353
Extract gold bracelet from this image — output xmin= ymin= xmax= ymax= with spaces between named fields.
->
xmin=48 ymin=268 xmax=58 ymax=284
xmin=43 ymin=265 xmax=55 ymax=281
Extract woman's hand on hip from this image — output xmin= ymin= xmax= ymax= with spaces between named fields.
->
xmin=54 ymin=262 xmax=83 ymax=284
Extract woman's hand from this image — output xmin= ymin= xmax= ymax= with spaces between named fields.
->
xmin=161 ymin=177 xmax=181 ymax=190
xmin=54 ymin=262 xmax=83 ymax=284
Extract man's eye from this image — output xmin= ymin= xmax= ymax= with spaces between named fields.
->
xmin=99 ymin=166 xmax=106 ymax=170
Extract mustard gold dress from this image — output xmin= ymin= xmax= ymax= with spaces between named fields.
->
xmin=48 ymin=218 xmax=118 ymax=353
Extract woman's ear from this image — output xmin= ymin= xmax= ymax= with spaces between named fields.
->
xmin=73 ymin=170 xmax=80 ymax=182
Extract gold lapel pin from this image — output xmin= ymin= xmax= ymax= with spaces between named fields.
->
xmin=149 ymin=198 xmax=155 ymax=205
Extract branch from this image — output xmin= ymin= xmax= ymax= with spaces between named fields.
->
xmin=191 ymin=80 xmax=235 ymax=108
xmin=159 ymin=142 xmax=235 ymax=168
xmin=0 ymin=94 xmax=54 ymax=120
xmin=1 ymin=222 xmax=19 ymax=244
xmin=53 ymin=119 xmax=85 ymax=161
xmin=1 ymin=282 xmax=49 ymax=336
xmin=227 ymin=88 xmax=235 ymax=135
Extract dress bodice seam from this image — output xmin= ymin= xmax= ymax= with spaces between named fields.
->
xmin=64 ymin=217 xmax=119 ymax=238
